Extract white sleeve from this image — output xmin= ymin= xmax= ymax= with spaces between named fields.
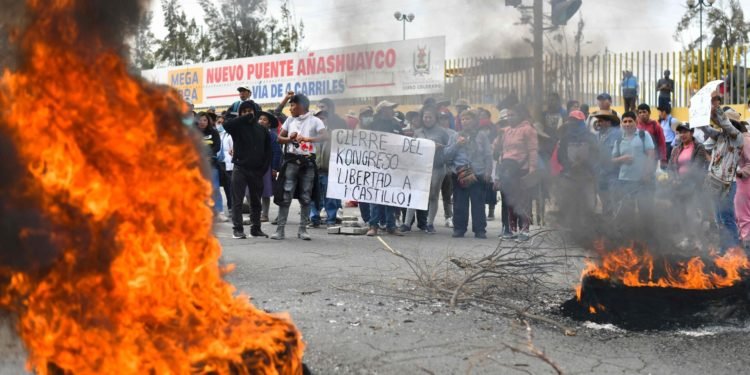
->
xmin=315 ymin=117 xmax=326 ymax=132
xmin=282 ymin=118 xmax=291 ymax=132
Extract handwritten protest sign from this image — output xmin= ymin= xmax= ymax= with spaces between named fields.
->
xmin=327 ymin=129 xmax=435 ymax=210
xmin=689 ymin=80 xmax=725 ymax=128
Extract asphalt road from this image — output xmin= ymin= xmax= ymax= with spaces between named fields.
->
xmin=2 ymin=202 xmax=749 ymax=374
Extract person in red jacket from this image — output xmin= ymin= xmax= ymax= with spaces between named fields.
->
xmin=636 ymin=103 xmax=667 ymax=166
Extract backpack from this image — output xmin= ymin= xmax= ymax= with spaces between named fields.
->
xmin=615 ymin=130 xmax=646 ymax=156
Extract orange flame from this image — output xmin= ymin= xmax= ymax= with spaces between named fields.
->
xmin=0 ymin=1 xmax=303 ymax=374
xmin=577 ymin=246 xmax=750 ymax=298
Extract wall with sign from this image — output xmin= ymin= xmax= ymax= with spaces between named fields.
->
xmin=142 ymin=36 xmax=445 ymax=107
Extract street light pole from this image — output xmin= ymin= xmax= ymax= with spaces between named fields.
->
xmin=687 ymin=0 xmax=716 ymax=87
xmin=393 ymin=11 xmax=415 ymax=41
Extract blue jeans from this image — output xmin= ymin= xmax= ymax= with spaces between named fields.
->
xmin=211 ymin=167 xmax=224 ymax=214
xmin=369 ymin=204 xmax=397 ymax=230
xmin=359 ymin=202 xmax=371 ymax=222
xmin=452 ymin=175 xmax=487 ymax=235
xmin=310 ymin=173 xmax=340 ymax=225
xmin=715 ymin=182 xmax=740 ymax=251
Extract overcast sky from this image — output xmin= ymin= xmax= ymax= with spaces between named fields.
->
xmin=148 ymin=0 xmax=750 ymax=58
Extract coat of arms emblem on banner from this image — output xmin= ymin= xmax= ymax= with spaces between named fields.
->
xmin=413 ymin=45 xmax=430 ymax=76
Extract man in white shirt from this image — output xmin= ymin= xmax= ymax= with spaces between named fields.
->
xmin=271 ymin=94 xmax=328 ymax=240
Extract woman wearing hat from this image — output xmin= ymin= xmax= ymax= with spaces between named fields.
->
xmin=593 ymin=110 xmax=622 ymax=216
xmin=668 ymin=123 xmax=710 ymax=221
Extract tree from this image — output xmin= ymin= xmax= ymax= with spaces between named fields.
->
xmin=155 ymin=0 xmax=204 ymax=65
xmin=132 ymin=10 xmax=157 ymax=70
xmin=674 ymin=0 xmax=750 ymax=50
xmin=273 ymin=0 xmax=304 ymax=54
xmin=198 ymin=0 xmax=268 ymax=59
xmin=674 ymin=0 xmax=750 ymax=89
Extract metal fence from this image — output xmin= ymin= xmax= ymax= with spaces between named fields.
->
xmin=445 ymin=46 xmax=750 ymax=108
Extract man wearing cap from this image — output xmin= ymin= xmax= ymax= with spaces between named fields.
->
xmin=229 ymin=86 xmax=252 ymax=115
xmin=272 ymin=94 xmax=328 ymax=241
xmin=656 ymin=70 xmax=674 ymax=109
xmin=704 ymin=105 xmax=744 ymax=252
xmin=593 ymin=110 xmax=622 ymax=215
xmin=366 ymin=101 xmax=405 ymax=236
xmin=223 ymin=100 xmax=272 ymax=240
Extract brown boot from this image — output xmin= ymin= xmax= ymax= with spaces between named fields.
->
xmin=366 ymin=226 xmax=378 ymax=236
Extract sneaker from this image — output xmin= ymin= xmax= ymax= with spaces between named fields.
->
xmin=424 ymin=225 xmax=436 ymax=234
xmin=337 ymin=208 xmax=344 ymax=217
xmin=216 ymin=213 xmax=230 ymax=222
xmin=516 ymin=232 xmax=530 ymax=242
xmin=445 ymin=217 xmax=453 ymax=228
xmin=298 ymin=231 xmax=312 ymax=241
xmin=250 ymin=229 xmax=269 ymax=238
xmin=500 ymin=231 xmax=517 ymax=239
xmin=366 ymin=227 xmax=378 ymax=237
xmin=270 ymin=231 xmax=285 ymax=240
xmin=387 ymin=228 xmax=404 ymax=236
xmin=398 ymin=224 xmax=412 ymax=233
xmin=232 ymin=231 xmax=247 ymax=239
xmin=451 ymin=232 xmax=465 ymax=238
xmin=378 ymin=223 xmax=387 ymax=230
xmin=475 ymin=232 xmax=487 ymax=239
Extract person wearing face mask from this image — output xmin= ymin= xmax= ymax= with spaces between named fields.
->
xmin=223 ymin=101 xmax=272 ymax=240
xmin=216 ymin=115 xmax=234 ymax=215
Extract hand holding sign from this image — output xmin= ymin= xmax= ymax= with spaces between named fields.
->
xmin=689 ymin=80 xmax=725 ymax=128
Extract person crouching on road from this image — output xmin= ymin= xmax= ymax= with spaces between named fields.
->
xmin=444 ymin=109 xmax=493 ymax=238
xmin=272 ymin=94 xmax=328 ymax=241
xmin=222 ymin=101 xmax=272 ymax=239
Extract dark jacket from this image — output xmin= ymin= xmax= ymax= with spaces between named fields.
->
xmin=557 ymin=120 xmax=599 ymax=177
xmin=199 ymin=126 xmax=221 ymax=168
xmin=223 ymin=114 xmax=272 ymax=173
xmin=269 ymin=130 xmax=282 ymax=171
xmin=370 ymin=117 xmax=403 ymax=135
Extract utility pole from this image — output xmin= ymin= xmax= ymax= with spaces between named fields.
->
xmin=532 ymin=0 xmax=543 ymax=121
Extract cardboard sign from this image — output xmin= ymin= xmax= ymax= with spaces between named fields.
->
xmin=689 ymin=80 xmax=725 ymax=128
xmin=327 ymin=129 xmax=435 ymax=210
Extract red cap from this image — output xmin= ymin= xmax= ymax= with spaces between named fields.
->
xmin=568 ymin=110 xmax=585 ymax=121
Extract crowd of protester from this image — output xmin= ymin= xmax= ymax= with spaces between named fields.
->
xmin=190 ymin=71 xmax=750 ymax=252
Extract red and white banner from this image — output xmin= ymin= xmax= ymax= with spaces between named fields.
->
xmin=141 ymin=36 xmax=445 ymax=107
